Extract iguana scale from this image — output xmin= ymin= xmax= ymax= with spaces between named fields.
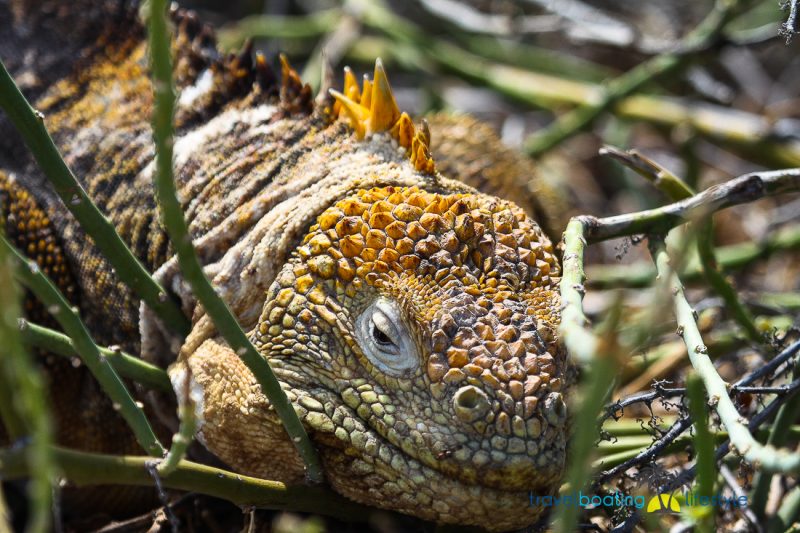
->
xmin=0 ymin=1 xmax=574 ymax=530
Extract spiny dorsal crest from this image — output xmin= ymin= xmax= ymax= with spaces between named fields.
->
xmin=329 ymin=59 xmax=436 ymax=175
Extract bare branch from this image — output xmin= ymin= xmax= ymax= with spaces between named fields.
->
xmin=780 ymin=0 xmax=799 ymax=42
xmin=580 ymin=168 xmax=800 ymax=243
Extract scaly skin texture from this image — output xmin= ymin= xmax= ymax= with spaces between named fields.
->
xmin=428 ymin=112 xmax=570 ymax=241
xmin=0 ymin=1 xmax=574 ymax=529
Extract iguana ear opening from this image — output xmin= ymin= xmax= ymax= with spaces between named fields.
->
xmin=169 ymin=334 xmax=308 ymax=483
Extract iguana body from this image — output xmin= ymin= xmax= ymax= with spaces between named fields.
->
xmin=0 ymin=1 xmax=574 ymax=530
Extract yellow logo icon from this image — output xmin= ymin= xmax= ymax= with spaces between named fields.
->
xmin=647 ymin=493 xmax=681 ymax=514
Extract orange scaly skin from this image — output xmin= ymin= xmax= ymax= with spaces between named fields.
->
xmin=0 ymin=1 xmax=574 ymax=529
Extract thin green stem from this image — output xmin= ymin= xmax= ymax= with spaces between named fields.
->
xmin=217 ymin=9 xmax=342 ymax=50
xmin=0 ymin=60 xmax=189 ymax=336
xmin=0 ymin=235 xmax=164 ymax=458
xmin=602 ymin=418 xmax=678 ymax=437
xmin=157 ymin=371 xmax=196 ymax=476
xmin=524 ymin=54 xmax=682 ymax=157
xmin=0 ymin=484 xmax=10 ymax=533
xmin=757 ymin=292 xmax=800 ymax=310
xmin=554 ymin=357 xmax=617 ymax=533
xmin=0 ymin=234 xmax=55 ymax=533
xmin=0 ymin=445 xmax=385 ymax=523
xmin=651 ymin=237 xmax=800 ymax=474
xmin=768 ymin=486 xmax=800 ymax=533
xmin=453 ymin=34 xmax=614 ymax=83
xmin=601 ymin=145 xmax=696 ymax=201
xmin=602 ymin=418 xmax=799 ymax=439
xmin=19 ymin=320 xmax=171 ymax=392
xmin=594 ymin=425 xmax=799 ymax=465
xmin=696 ymin=221 xmax=763 ymax=344
xmin=593 ymin=437 xmax=693 ymax=471
xmin=597 ymin=434 xmax=682 ymax=453
xmin=0 ymin=369 xmax=25 ymax=440
xmin=686 ymin=373 xmax=715 ymax=533
xmin=146 ymin=0 xmax=323 ymax=483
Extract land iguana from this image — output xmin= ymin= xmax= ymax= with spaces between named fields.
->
xmin=0 ymin=1 xmax=574 ymax=529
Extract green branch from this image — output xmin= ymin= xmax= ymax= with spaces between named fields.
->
xmin=696 ymin=221 xmax=763 ymax=344
xmin=650 ymin=237 xmax=800 ymax=474
xmin=596 ymin=424 xmax=798 ymax=453
xmin=0 ymin=446 xmax=386 ymax=523
xmin=0 ymin=60 xmax=189 ymax=336
xmin=0 ymin=485 xmax=11 ymax=532
xmin=157 ymin=371 xmax=196 ymax=476
xmin=0 ymin=235 xmax=165 ymax=458
xmin=0 ymin=234 xmax=55 ymax=533
xmin=686 ymin=373 xmax=715 ymax=533
xmin=593 ymin=427 xmax=800 ymax=471
xmin=769 ymin=486 xmax=800 ymax=533
xmin=452 ymin=34 xmax=614 ymax=84
xmin=556 ymin=359 xmax=617 ymax=533
xmin=604 ymin=414 xmax=800 ymax=436
xmin=600 ymin=145 xmax=695 ymax=200
xmin=558 ymin=219 xmax=598 ymax=364
xmin=554 ymin=300 xmax=621 ymax=533
xmin=19 ymin=320 xmax=171 ymax=392
xmin=146 ymin=0 xmax=323 ymax=483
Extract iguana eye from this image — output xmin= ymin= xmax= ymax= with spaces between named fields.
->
xmin=370 ymin=311 xmax=397 ymax=348
xmin=356 ymin=299 xmax=417 ymax=376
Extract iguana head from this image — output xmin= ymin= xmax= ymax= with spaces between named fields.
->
xmin=172 ymin=61 xmax=573 ymax=531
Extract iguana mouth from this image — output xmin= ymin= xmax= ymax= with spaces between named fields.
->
xmin=318 ymin=387 xmax=567 ymax=494
xmin=314 ymin=419 xmax=553 ymax=530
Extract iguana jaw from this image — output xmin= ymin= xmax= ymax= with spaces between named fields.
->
xmin=316 ymin=417 xmax=553 ymax=530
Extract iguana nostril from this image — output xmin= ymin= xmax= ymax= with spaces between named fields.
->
xmin=453 ymin=385 xmax=490 ymax=423
xmin=543 ymin=392 xmax=567 ymax=427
